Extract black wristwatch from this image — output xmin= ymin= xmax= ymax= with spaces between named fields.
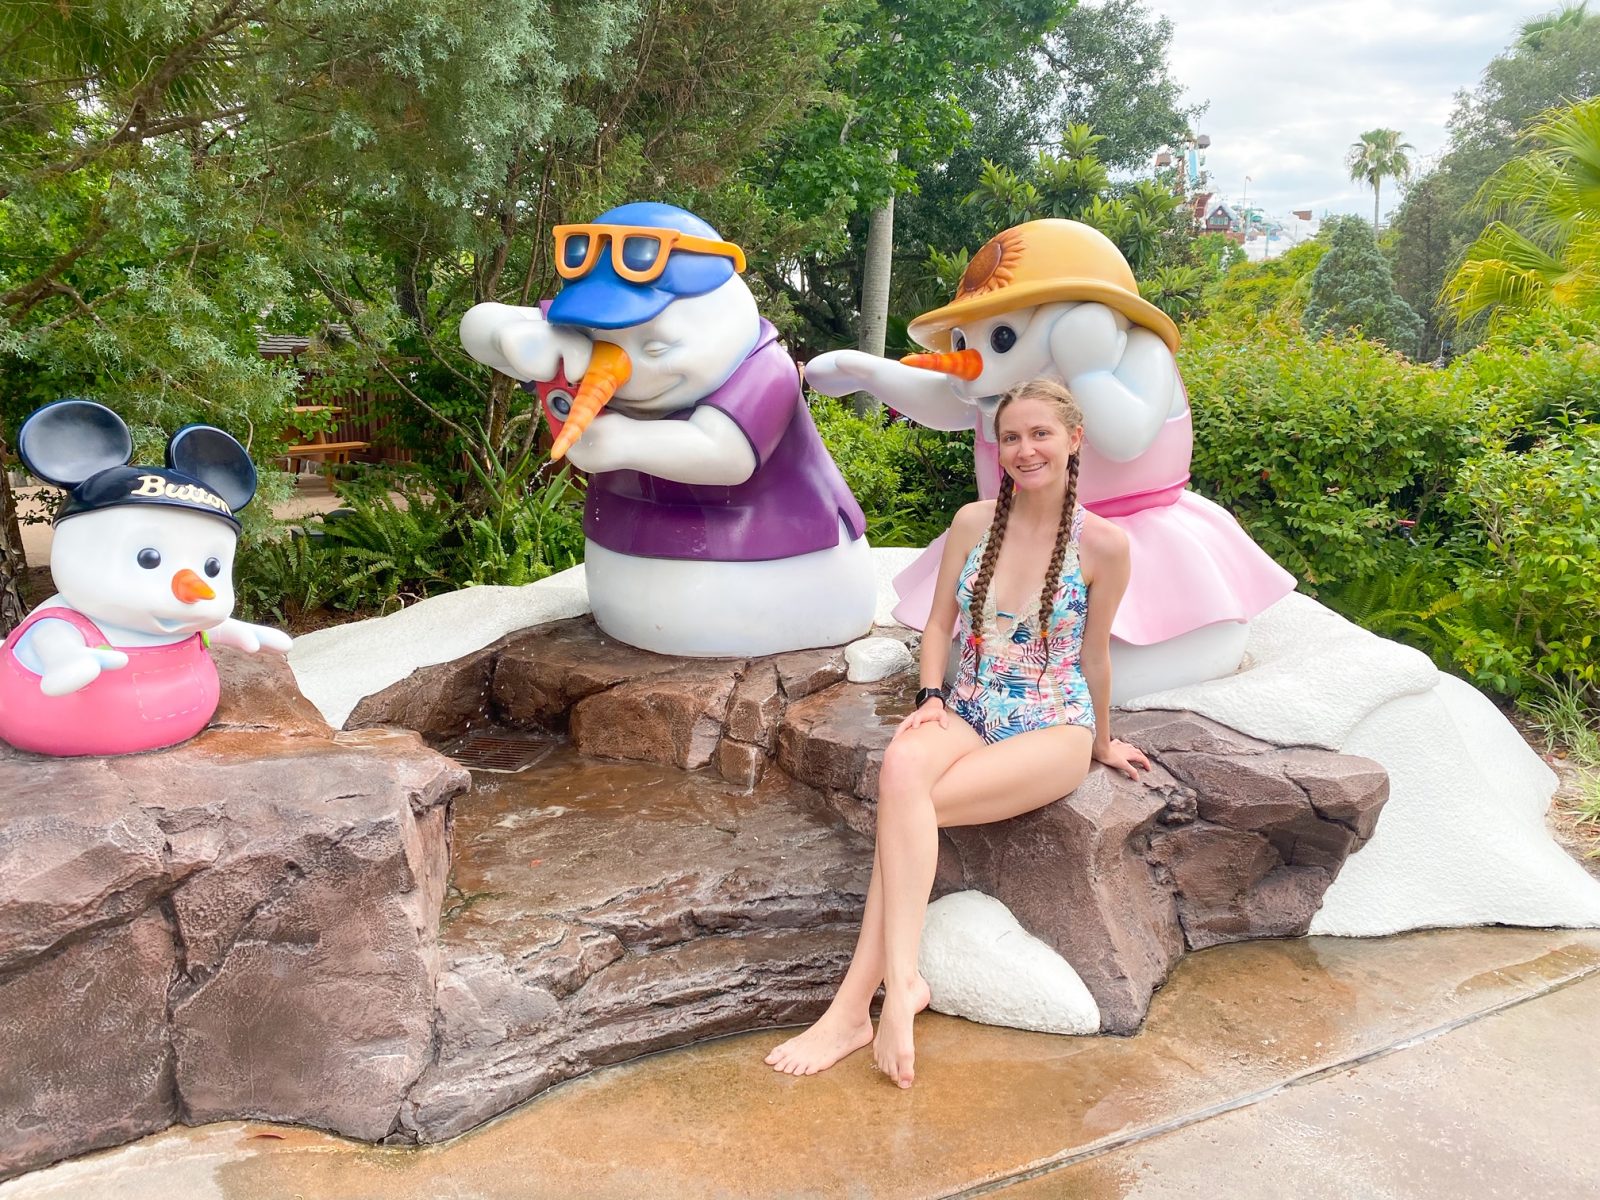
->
xmin=915 ymin=687 xmax=945 ymax=708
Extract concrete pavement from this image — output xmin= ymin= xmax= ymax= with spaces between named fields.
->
xmin=5 ymin=926 xmax=1596 ymax=1200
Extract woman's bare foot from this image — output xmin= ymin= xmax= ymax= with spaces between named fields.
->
xmin=874 ymin=975 xmax=932 ymax=1088
xmin=765 ymin=1008 xmax=874 ymax=1076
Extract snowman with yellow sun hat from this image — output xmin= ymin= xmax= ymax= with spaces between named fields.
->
xmin=806 ymin=218 xmax=1294 ymax=701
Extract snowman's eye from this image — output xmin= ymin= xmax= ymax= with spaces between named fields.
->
xmin=204 ymin=557 xmax=222 ymax=578
xmin=990 ymin=325 xmax=1017 ymax=354
xmin=951 ymin=331 xmax=967 ymax=352
xmin=547 ymin=389 xmax=573 ymax=418
xmin=137 ymin=548 xmax=161 ymax=570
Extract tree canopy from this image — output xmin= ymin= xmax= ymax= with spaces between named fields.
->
xmin=1305 ymin=216 xmax=1424 ymax=356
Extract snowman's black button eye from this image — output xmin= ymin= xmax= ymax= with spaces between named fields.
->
xmin=951 ymin=331 xmax=967 ymax=352
xmin=990 ymin=325 xmax=1017 ymax=353
xmin=137 ymin=548 xmax=161 ymax=570
xmin=204 ymin=557 xmax=222 ymax=578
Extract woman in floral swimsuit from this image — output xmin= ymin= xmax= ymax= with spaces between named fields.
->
xmin=766 ymin=378 xmax=1150 ymax=1088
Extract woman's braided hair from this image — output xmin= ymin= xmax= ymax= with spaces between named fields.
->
xmin=966 ymin=379 xmax=1084 ymax=678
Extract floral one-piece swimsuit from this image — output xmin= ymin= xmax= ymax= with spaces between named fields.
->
xmin=948 ymin=504 xmax=1095 ymax=744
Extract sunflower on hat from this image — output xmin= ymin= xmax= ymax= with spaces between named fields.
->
xmin=907 ymin=220 xmax=1180 ymax=355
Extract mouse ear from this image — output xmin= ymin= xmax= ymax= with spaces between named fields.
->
xmin=16 ymin=400 xmax=134 ymax=488
xmin=167 ymin=425 xmax=258 ymax=512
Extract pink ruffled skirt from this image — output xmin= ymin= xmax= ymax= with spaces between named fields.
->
xmin=891 ymin=488 xmax=1294 ymax=645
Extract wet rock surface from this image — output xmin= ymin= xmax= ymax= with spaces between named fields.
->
xmin=1 ymin=617 xmax=1392 ymax=1175
xmin=403 ymin=747 xmax=868 ymax=1139
xmin=0 ymin=650 xmax=467 ymax=1181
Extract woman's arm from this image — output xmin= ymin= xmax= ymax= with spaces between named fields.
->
xmin=899 ymin=501 xmax=993 ymax=733
xmin=1078 ymin=515 xmax=1150 ymax=778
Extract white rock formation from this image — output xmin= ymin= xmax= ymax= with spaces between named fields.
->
xmin=289 ymin=566 xmax=591 ymax=729
xmin=918 ymin=891 xmax=1100 ymax=1035
xmin=1126 ymin=592 xmax=1600 ymax=936
xmin=844 ymin=636 xmax=914 ymax=683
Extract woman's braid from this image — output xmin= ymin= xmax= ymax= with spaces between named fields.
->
xmin=1035 ymin=449 xmax=1081 ymax=681
xmin=966 ymin=472 xmax=1014 ymax=658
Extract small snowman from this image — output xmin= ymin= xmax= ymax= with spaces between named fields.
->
xmin=460 ymin=203 xmax=876 ymax=657
xmin=806 ymin=219 xmax=1295 ymax=701
xmin=0 ymin=400 xmax=292 ymax=757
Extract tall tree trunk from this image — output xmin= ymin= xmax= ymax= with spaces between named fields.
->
xmin=1373 ymin=179 xmax=1381 ymax=231
xmin=855 ymin=161 xmax=898 ymax=417
xmin=0 ymin=432 xmax=29 ymax=637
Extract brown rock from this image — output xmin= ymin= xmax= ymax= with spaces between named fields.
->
xmin=0 ymin=771 xmax=170 ymax=974
xmin=1279 ymin=748 xmax=1389 ymax=838
xmin=0 ymin=660 xmax=466 ymax=1179
xmin=942 ymin=768 xmax=1183 ymax=1034
xmin=402 ymin=746 xmax=870 ymax=1141
xmin=212 ymin=647 xmax=333 ymax=738
xmin=775 ymin=682 xmax=905 ymax=825
xmin=569 ymin=661 xmax=741 ymax=769
xmin=725 ymin=663 xmax=783 ymax=748
xmin=346 ymin=638 xmax=500 ymax=741
xmin=1116 ymin=708 xmax=1272 ymax=756
xmin=1162 ymin=750 xmax=1313 ymax=832
xmin=715 ymin=739 xmax=766 ymax=789
xmin=0 ymin=614 xmax=1398 ymax=1171
xmin=493 ymin=618 xmax=686 ymax=730
xmin=771 ymin=646 xmax=848 ymax=700
xmin=0 ymin=911 xmax=177 ymax=1180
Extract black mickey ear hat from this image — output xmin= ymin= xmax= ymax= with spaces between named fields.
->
xmin=17 ymin=399 xmax=257 ymax=530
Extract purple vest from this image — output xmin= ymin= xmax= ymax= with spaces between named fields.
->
xmin=584 ymin=321 xmax=866 ymax=562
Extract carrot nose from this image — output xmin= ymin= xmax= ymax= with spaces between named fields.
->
xmin=551 ymin=341 xmax=633 ymax=461
xmin=899 ymin=349 xmax=984 ymax=380
xmin=172 ymin=568 xmax=216 ymax=604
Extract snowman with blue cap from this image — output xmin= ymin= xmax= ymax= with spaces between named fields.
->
xmin=461 ymin=202 xmax=876 ymax=657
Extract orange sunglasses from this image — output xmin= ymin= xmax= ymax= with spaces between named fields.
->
xmin=553 ymin=223 xmax=747 ymax=283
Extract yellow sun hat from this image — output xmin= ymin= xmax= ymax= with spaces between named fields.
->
xmin=908 ymin=219 xmax=1181 ymax=355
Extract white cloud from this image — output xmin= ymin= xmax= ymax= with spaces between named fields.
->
xmin=1145 ymin=0 xmax=1562 ymax=223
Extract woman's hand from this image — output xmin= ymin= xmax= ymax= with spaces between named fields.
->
xmin=1093 ymin=737 xmax=1151 ymax=780
xmin=895 ymin=699 xmax=949 ymax=737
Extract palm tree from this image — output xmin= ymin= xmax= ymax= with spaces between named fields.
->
xmin=1517 ymin=2 xmax=1591 ymax=52
xmin=1346 ymin=129 xmax=1415 ymax=231
xmin=1443 ymin=97 xmax=1600 ymax=323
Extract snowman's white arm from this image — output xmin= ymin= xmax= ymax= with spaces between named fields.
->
xmin=208 ymin=618 xmax=293 ymax=655
xmin=459 ymin=303 xmax=593 ymax=383
xmin=563 ymin=408 xmax=757 ymax=485
xmin=804 ymin=350 xmax=973 ymax=432
xmin=1060 ymin=328 xmax=1179 ymax=464
xmin=25 ymin=619 xmax=129 ymax=697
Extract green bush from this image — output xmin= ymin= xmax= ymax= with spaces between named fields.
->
xmin=1182 ymin=317 xmax=1479 ymax=586
xmin=236 ymin=460 xmax=584 ymax=628
xmin=1443 ymin=434 xmax=1600 ymax=694
xmin=1202 ymin=239 xmax=1327 ymax=328
xmin=1182 ymin=307 xmax=1600 ymax=703
xmin=809 ymin=396 xmax=976 ymax=546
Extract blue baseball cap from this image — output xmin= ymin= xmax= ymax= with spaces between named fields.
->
xmin=548 ymin=203 xmax=739 ymax=330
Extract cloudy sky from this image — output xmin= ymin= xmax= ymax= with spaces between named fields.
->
xmin=1147 ymin=0 xmax=1566 ymax=222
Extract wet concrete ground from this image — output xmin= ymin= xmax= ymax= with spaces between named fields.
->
xmin=5 ymin=925 xmax=1597 ymax=1200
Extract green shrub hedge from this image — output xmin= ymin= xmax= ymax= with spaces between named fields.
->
xmin=1183 ymin=309 xmax=1600 ymax=701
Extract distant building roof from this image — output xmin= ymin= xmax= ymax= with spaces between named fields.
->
xmin=256 ymin=325 xmax=354 ymax=359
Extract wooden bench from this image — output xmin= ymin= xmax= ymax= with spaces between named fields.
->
xmin=281 ymin=440 xmax=370 ymax=478
xmin=280 ymin=404 xmax=368 ymax=478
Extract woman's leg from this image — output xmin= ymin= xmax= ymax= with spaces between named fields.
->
xmin=873 ymin=723 xmax=1095 ymax=1088
xmin=766 ymin=717 xmax=983 ymax=1074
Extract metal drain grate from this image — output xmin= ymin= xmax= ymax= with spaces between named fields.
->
xmin=444 ymin=731 xmax=556 ymax=774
